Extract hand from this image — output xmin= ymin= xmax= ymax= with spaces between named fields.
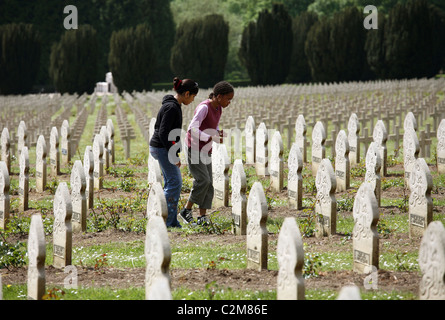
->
xmin=212 ymin=135 xmax=223 ymax=143
xmin=218 ymin=130 xmax=226 ymax=137
xmin=175 ymin=160 xmax=181 ymax=168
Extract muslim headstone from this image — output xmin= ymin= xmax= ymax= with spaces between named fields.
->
xmin=418 ymin=221 xmax=445 ymax=300
xmin=245 ymin=116 xmax=256 ymax=164
xmin=295 ymin=115 xmax=307 ymax=163
xmin=404 ymin=128 xmax=419 ymax=186
xmin=287 ymin=143 xmax=303 ymax=210
xmin=337 ymin=286 xmax=362 ymax=300
xmin=409 ymin=158 xmax=433 ymax=238
xmin=0 ymin=161 xmax=10 ymax=229
xmin=315 ymin=158 xmax=337 ymax=237
xmin=35 ymin=135 xmax=47 ymax=193
xmin=348 ymin=113 xmax=360 ymax=166
xmin=49 ymin=127 xmax=60 ymax=177
xmin=93 ymin=134 xmax=104 ymax=190
xmin=212 ymin=143 xmax=230 ymax=207
xmin=404 ymin=112 xmax=417 ymax=132
xmin=19 ymin=146 xmax=29 ymax=212
xmin=27 ymin=214 xmax=46 ymax=300
xmin=437 ymin=119 xmax=445 ymax=174
xmin=365 ymin=142 xmax=382 ymax=207
xmin=246 ymin=182 xmax=268 ymax=271
xmin=70 ymin=160 xmax=87 ymax=233
xmin=1 ymin=128 xmax=11 ymax=174
xmin=107 ymin=119 xmax=115 ymax=164
xmin=83 ymin=146 xmax=94 ymax=209
xmin=61 ymin=120 xmax=71 ymax=166
xmin=373 ymin=120 xmax=387 ymax=177
xmin=255 ymin=122 xmax=269 ymax=176
xmin=269 ymin=131 xmax=284 ymax=192
xmin=146 ymin=181 xmax=168 ymax=223
xmin=335 ymin=130 xmax=350 ymax=192
xmin=277 ymin=217 xmax=305 ymax=300
xmin=145 ymin=215 xmax=171 ymax=300
xmin=352 ymin=182 xmax=379 ymax=274
xmin=53 ymin=182 xmax=73 ymax=269
xmin=231 ymin=159 xmax=247 ymax=235
xmin=100 ymin=125 xmax=110 ymax=170
xmin=312 ymin=121 xmax=326 ymax=176
xmin=148 ymin=153 xmax=162 ymax=185
xmin=17 ymin=121 xmax=27 ymax=157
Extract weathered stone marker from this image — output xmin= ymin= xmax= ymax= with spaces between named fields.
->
xmin=93 ymin=134 xmax=104 ymax=190
xmin=70 ymin=160 xmax=87 ymax=233
xmin=418 ymin=221 xmax=445 ymax=300
xmin=107 ymin=119 xmax=115 ymax=164
xmin=27 ymin=214 xmax=46 ymax=300
xmin=277 ymin=217 xmax=305 ymax=300
xmin=61 ymin=120 xmax=71 ymax=166
xmin=269 ymin=131 xmax=284 ymax=192
xmin=437 ymin=119 xmax=445 ymax=174
xmin=212 ymin=143 xmax=230 ymax=207
xmin=19 ymin=146 xmax=29 ymax=212
xmin=312 ymin=121 xmax=326 ymax=176
xmin=147 ymin=181 xmax=168 ymax=223
xmin=365 ymin=142 xmax=382 ymax=207
xmin=52 ymin=182 xmax=73 ymax=269
xmin=335 ymin=130 xmax=350 ymax=192
xmin=404 ymin=128 xmax=419 ymax=186
xmin=49 ymin=127 xmax=60 ymax=177
xmin=409 ymin=158 xmax=433 ymax=238
xmin=145 ymin=215 xmax=171 ymax=300
xmin=352 ymin=182 xmax=379 ymax=274
xmin=35 ymin=135 xmax=47 ymax=193
xmin=255 ymin=122 xmax=269 ymax=176
xmin=83 ymin=146 xmax=94 ymax=209
xmin=348 ymin=113 xmax=360 ymax=166
xmin=246 ymin=182 xmax=268 ymax=271
xmin=231 ymin=159 xmax=247 ymax=235
xmin=288 ymin=143 xmax=303 ymax=210
xmin=315 ymin=158 xmax=337 ymax=237
xmin=245 ymin=116 xmax=256 ymax=164
xmin=1 ymin=128 xmax=11 ymax=174
xmin=0 ymin=161 xmax=10 ymax=229
xmin=295 ymin=115 xmax=307 ymax=163
xmin=373 ymin=120 xmax=387 ymax=177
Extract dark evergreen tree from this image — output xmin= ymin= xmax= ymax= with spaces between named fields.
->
xmin=108 ymin=24 xmax=155 ymax=93
xmin=49 ymin=25 xmax=98 ymax=94
xmin=287 ymin=11 xmax=319 ymax=83
xmin=365 ymin=14 xmax=388 ymax=79
xmin=0 ymin=23 xmax=41 ymax=95
xmin=171 ymin=14 xmax=229 ymax=88
xmin=305 ymin=7 xmax=367 ymax=82
xmin=239 ymin=4 xmax=293 ymax=85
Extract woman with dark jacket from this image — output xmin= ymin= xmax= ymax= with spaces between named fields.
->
xmin=149 ymin=77 xmax=199 ymax=228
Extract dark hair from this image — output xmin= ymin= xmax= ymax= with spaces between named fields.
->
xmin=173 ymin=77 xmax=199 ymax=95
xmin=209 ymin=81 xmax=234 ymax=99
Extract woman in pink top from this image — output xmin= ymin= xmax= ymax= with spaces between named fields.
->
xmin=180 ymin=81 xmax=234 ymax=226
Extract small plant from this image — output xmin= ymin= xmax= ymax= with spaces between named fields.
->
xmin=303 ymin=246 xmax=322 ymax=279
xmin=350 ymin=159 xmax=366 ymax=177
xmin=45 ymin=178 xmax=59 ymax=195
xmin=0 ymin=230 xmax=27 ymax=270
xmin=94 ymin=253 xmax=108 ymax=273
xmin=42 ymin=287 xmax=66 ymax=300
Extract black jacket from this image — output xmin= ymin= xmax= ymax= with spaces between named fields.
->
xmin=149 ymin=95 xmax=182 ymax=157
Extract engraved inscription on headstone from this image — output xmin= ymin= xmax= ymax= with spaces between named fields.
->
xmin=255 ymin=122 xmax=269 ymax=176
xmin=315 ymin=158 xmax=336 ymax=237
xmin=231 ymin=159 xmax=247 ymax=235
xmin=287 ymin=143 xmax=303 ymax=210
xmin=19 ymin=146 xmax=29 ymax=212
xmin=35 ymin=135 xmax=47 ymax=193
xmin=312 ymin=121 xmax=326 ymax=176
xmin=245 ymin=116 xmax=256 ymax=164
xmin=335 ymin=130 xmax=350 ymax=192
xmin=70 ymin=160 xmax=86 ymax=232
xmin=269 ymin=131 xmax=284 ymax=192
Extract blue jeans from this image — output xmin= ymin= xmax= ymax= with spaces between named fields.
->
xmin=149 ymin=146 xmax=182 ymax=228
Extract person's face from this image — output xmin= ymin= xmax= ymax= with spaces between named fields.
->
xmin=217 ymin=92 xmax=234 ymax=108
xmin=183 ymin=91 xmax=196 ymax=105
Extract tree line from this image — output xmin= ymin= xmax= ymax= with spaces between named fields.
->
xmin=0 ymin=0 xmax=444 ymax=94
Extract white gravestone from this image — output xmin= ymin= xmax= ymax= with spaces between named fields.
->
xmin=100 ymin=125 xmax=110 ymax=170
xmin=404 ymin=111 xmax=417 ymax=132
xmin=17 ymin=120 xmax=27 ymax=157
xmin=147 ymin=181 xmax=168 ymax=223
xmin=246 ymin=182 xmax=268 ymax=271
xmin=107 ymin=119 xmax=115 ymax=164
xmin=147 ymin=277 xmax=172 ymax=300
xmin=418 ymin=221 xmax=445 ymax=300
xmin=27 ymin=214 xmax=46 ymax=300
xmin=231 ymin=159 xmax=247 ymax=235
xmin=295 ymin=115 xmax=307 ymax=163
xmin=61 ymin=120 xmax=71 ymax=166
xmin=148 ymin=153 xmax=162 ymax=186
xmin=83 ymin=146 xmax=94 ymax=209
xmin=365 ymin=142 xmax=382 ymax=207
xmin=372 ymin=120 xmax=387 ymax=177
xmin=287 ymin=143 xmax=303 ymax=210
xmin=255 ymin=122 xmax=269 ymax=176
xmin=437 ymin=119 xmax=445 ymax=174
xmin=0 ymin=161 xmax=10 ymax=229
xmin=312 ymin=121 xmax=326 ymax=177
xmin=352 ymin=182 xmax=379 ymax=274
xmin=348 ymin=113 xmax=360 ymax=166
xmin=245 ymin=116 xmax=256 ymax=164
xmin=335 ymin=130 xmax=350 ymax=192
xmin=52 ymin=182 xmax=73 ymax=269
xmin=49 ymin=127 xmax=60 ymax=177
xmin=70 ymin=160 xmax=87 ymax=233
xmin=337 ymin=286 xmax=362 ymax=300
xmin=404 ymin=128 xmax=419 ymax=186
xmin=269 ymin=131 xmax=284 ymax=192
xmin=277 ymin=217 xmax=305 ymax=300
xmin=19 ymin=146 xmax=29 ymax=212
xmin=35 ymin=135 xmax=47 ymax=193
xmin=1 ymin=128 xmax=11 ymax=174
xmin=315 ymin=158 xmax=337 ymax=237
xmin=93 ymin=134 xmax=104 ymax=190
xmin=145 ymin=215 xmax=172 ymax=300
xmin=212 ymin=143 xmax=230 ymax=207
xmin=409 ymin=158 xmax=433 ymax=238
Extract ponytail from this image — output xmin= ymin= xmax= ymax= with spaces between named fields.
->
xmin=173 ymin=77 xmax=199 ymax=95
xmin=208 ymin=81 xmax=234 ymax=99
